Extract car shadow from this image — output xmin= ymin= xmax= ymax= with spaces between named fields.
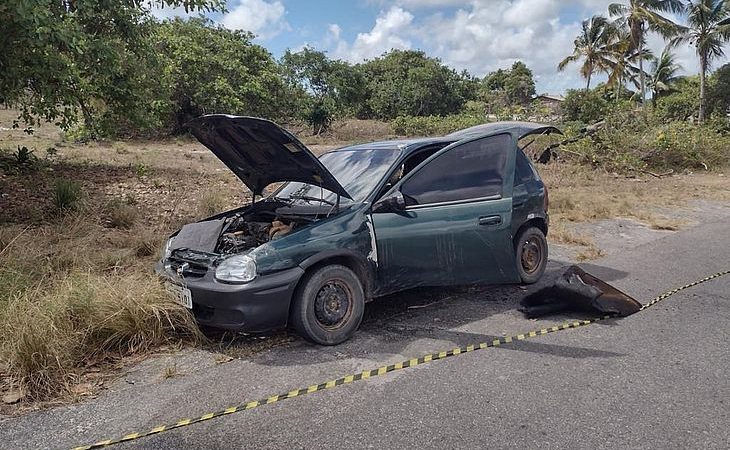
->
xmin=228 ymin=260 xmax=632 ymax=367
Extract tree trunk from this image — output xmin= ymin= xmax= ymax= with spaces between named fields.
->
xmin=699 ymin=54 xmax=707 ymax=123
xmin=639 ymin=47 xmax=646 ymax=106
xmin=586 ymin=72 xmax=592 ymax=91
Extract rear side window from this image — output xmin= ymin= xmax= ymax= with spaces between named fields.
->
xmin=401 ymin=134 xmax=510 ymax=206
xmin=515 ymin=149 xmax=535 ymax=185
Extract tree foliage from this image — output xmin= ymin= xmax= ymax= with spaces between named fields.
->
xmin=480 ymin=61 xmax=536 ymax=109
xmin=0 ymin=0 xmax=224 ymax=134
xmin=281 ymin=47 xmax=366 ymax=133
xmin=561 ymin=89 xmax=612 ymax=123
xmin=155 ymin=18 xmax=290 ymax=133
xmin=358 ymin=50 xmax=473 ymax=120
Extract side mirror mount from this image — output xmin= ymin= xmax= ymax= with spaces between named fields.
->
xmin=372 ymin=191 xmax=406 ymax=213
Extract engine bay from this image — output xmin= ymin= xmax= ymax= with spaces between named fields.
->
xmin=214 ymin=207 xmax=317 ymax=255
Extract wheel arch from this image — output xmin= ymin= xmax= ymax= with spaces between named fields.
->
xmin=515 ymin=216 xmax=548 ymax=244
xmin=297 ymin=250 xmax=375 ymax=301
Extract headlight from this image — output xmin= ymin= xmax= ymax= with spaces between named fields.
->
xmin=215 ymin=254 xmax=257 ymax=283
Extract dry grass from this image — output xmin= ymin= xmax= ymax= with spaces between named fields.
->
xmin=0 ymin=210 xmax=202 ymax=402
xmin=197 ymin=189 xmax=231 ymax=218
xmin=539 ymin=163 xmax=729 ymax=259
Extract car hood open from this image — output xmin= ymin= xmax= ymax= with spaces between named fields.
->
xmin=187 ymin=115 xmax=351 ymax=199
xmin=446 ymin=121 xmax=563 ymax=140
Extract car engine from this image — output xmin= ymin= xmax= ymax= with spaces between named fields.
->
xmin=215 ymin=215 xmax=299 ymax=255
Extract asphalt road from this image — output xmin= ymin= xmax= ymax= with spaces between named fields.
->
xmin=2 ymin=217 xmax=729 ymax=450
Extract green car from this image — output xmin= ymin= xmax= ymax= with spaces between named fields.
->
xmin=156 ymin=115 xmax=560 ymax=345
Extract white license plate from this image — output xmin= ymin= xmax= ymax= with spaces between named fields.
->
xmin=165 ymin=282 xmax=192 ymax=309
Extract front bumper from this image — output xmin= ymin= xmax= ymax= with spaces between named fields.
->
xmin=156 ymin=261 xmax=304 ymax=332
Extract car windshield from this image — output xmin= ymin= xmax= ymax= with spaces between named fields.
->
xmin=274 ymin=149 xmax=399 ymax=204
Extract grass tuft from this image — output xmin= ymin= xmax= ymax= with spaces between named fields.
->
xmin=53 ymin=179 xmax=82 ymax=211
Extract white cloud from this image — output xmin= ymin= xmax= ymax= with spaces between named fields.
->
xmin=325 ymin=0 xmax=728 ymax=93
xmin=220 ymin=0 xmax=288 ymax=40
xmin=331 ymin=7 xmax=414 ymax=62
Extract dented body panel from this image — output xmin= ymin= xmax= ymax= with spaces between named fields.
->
xmin=156 ymin=117 xmax=554 ymax=332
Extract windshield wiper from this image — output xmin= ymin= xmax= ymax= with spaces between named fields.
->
xmin=286 ymin=195 xmax=336 ymax=207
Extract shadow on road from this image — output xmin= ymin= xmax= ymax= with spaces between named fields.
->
xmin=209 ymin=260 xmax=631 ymax=366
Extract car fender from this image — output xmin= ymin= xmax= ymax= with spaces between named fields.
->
xmin=298 ymin=249 xmax=377 ymax=299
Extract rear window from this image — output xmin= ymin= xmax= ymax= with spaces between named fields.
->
xmin=515 ymin=149 xmax=535 ymax=185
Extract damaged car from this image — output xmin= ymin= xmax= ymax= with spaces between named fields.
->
xmin=156 ymin=115 xmax=560 ymax=345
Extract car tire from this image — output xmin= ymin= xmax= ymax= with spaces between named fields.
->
xmin=515 ymin=226 xmax=548 ymax=284
xmin=290 ymin=265 xmax=365 ymax=345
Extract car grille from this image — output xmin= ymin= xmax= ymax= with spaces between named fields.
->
xmin=168 ymin=249 xmax=219 ymax=278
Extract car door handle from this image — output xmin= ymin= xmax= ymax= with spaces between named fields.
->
xmin=479 ymin=215 xmax=502 ymax=226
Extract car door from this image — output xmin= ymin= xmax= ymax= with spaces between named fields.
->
xmin=370 ymin=134 xmax=521 ymax=295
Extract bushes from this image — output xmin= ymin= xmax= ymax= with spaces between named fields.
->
xmin=561 ymin=89 xmax=610 ymax=124
xmin=391 ymin=114 xmax=484 ymax=137
xmin=559 ymin=103 xmax=730 ymax=171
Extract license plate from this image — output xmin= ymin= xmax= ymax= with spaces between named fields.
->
xmin=165 ymin=282 xmax=192 ymax=309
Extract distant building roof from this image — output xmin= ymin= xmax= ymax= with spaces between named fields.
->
xmin=534 ymin=94 xmax=565 ymax=102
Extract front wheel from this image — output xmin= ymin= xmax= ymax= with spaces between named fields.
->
xmin=515 ymin=226 xmax=548 ymax=284
xmin=290 ymin=265 xmax=365 ymax=345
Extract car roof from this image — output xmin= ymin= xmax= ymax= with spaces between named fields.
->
xmin=330 ymin=137 xmax=456 ymax=155
xmin=445 ymin=121 xmax=561 ymax=140
xmin=328 ymin=121 xmax=562 ymax=156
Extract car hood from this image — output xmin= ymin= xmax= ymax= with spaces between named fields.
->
xmin=446 ymin=122 xmax=563 ymax=140
xmin=187 ymin=115 xmax=351 ymax=199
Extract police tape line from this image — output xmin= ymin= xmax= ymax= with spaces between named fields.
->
xmin=71 ymin=269 xmax=730 ymax=450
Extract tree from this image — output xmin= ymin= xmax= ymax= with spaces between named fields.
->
xmin=708 ymin=63 xmax=730 ymax=116
xmin=0 ymin=0 xmax=224 ymax=134
xmin=481 ymin=61 xmax=537 ymax=109
xmin=603 ymin=30 xmax=654 ymax=100
xmin=155 ymin=18 xmax=291 ymax=133
xmin=504 ymin=61 xmax=537 ymax=105
xmin=358 ymin=50 xmax=471 ymax=119
xmin=672 ymin=0 xmax=730 ymax=122
xmin=281 ymin=47 xmax=367 ymax=132
xmin=558 ymin=16 xmax=618 ymax=90
xmin=609 ymin=0 xmax=686 ymax=104
xmin=649 ymin=46 xmax=683 ymax=104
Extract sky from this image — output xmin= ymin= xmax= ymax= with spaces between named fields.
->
xmin=152 ymin=0 xmax=729 ymax=94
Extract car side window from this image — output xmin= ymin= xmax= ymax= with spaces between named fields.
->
xmin=514 ymin=149 xmax=534 ymax=186
xmin=400 ymin=134 xmax=510 ymax=206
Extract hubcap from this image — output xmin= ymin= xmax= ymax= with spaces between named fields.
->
xmin=314 ymin=280 xmax=352 ymax=329
xmin=521 ymin=237 xmax=542 ymax=274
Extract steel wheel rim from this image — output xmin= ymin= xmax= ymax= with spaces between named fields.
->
xmin=521 ymin=236 xmax=543 ymax=275
xmin=314 ymin=279 xmax=353 ymax=330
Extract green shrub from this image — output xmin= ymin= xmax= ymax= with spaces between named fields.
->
xmin=53 ymin=179 xmax=82 ymax=210
xmin=648 ymin=122 xmax=729 ymax=170
xmin=561 ymin=89 xmax=610 ymax=124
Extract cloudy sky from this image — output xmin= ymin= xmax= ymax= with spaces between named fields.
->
xmin=153 ymin=0 xmax=729 ymax=94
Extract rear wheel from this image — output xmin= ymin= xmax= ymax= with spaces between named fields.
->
xmin=290 ymin=265 xmax=365 ymax=345
xmin=515 ymin=226 xmax=548 ymax=284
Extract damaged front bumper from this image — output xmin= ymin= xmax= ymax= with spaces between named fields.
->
xmin=155 ymin=260 xmax=304 ymax=332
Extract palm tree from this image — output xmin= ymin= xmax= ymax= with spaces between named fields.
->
xmin=609 ymin=0 xmax=686 ymax=104
xmin=649 ymin=46 xmax=683 ymax=104
xmin=604 ymin=31 xmax=654 ymax=100
xmin=673 ymin=0 xmax=730 ymax=122
xmin=558 ymin=16 xmax=617 ymax=90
